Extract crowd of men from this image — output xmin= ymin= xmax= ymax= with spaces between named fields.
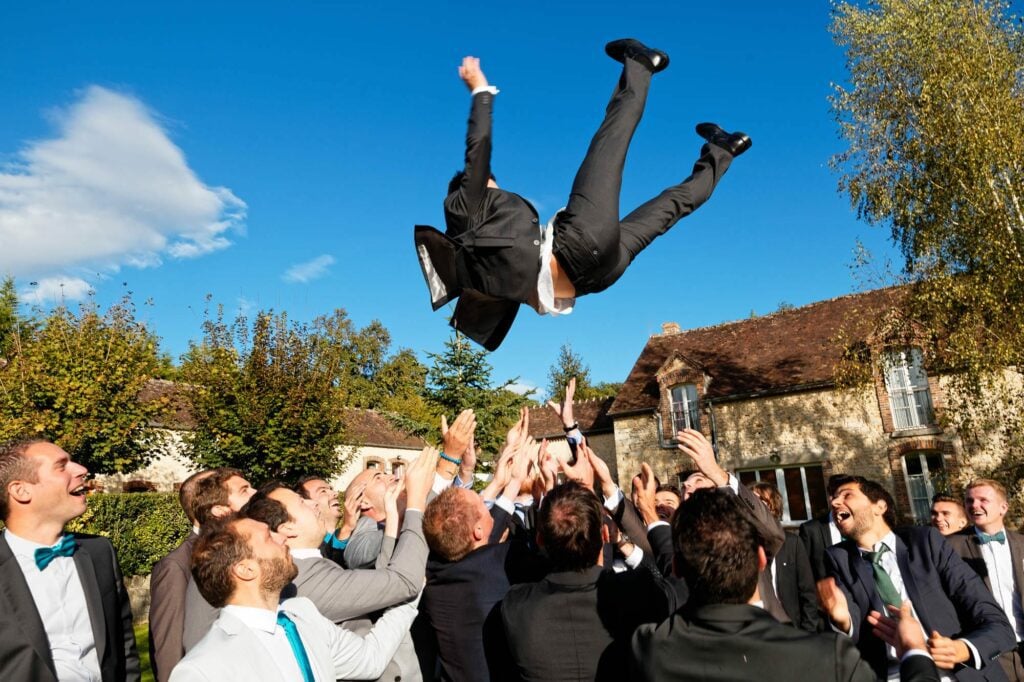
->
xmin=1 ymin=379 xmax=1023 ymax=681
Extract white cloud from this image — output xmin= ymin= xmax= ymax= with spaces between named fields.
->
xmin=0 ymin=86 xmax=246 ymax=282
xmin=283 ymin=254 xmax=335 ymax=284
xmin=18 ymin=276 xmax=93 ymax=304
xmin=507 ymin=380 xmax=538 ymax=396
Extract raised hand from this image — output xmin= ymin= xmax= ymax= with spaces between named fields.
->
xmin=405 ymin=446 xmax=442 ymax=511
xmin=583 ymin=442 xmax=617 ymax=500
xmin=459 ymin=435 xmax=477 ymax=484
xmin=816 ymin=578 xmax=852 ymax=634
xmin=676 ymin=429 xmax=728 ymax=487
xmin=546 ymin=377 xmax=577 ymax=429
xmin=559 ymin=440 xmax=595 ymax=491
xmin=339 ymin=482 xmax=366 ymax=539
xmin=382 ymin=478 xmax=406 ymax=538
xmin=868 ymin=601 xmax=926 ymax=658
xmin=442 ymin=409 xmax=476 ymax=460
xmin=633 ymin=462 xmax=659 ymax=525
xmin=458 ymin=56 xmax=489 ymax=91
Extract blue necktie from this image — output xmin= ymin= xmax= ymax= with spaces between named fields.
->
xmin=34 ymin=535 xmax=77 ymax=571
xmin=979 ymin=530 xmax=1007 ymax=545
xmin=276 ymin=612 xmax=315 ymax=682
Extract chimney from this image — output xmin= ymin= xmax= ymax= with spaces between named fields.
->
xmin=661 ymin=322 xmax=681 ymax=335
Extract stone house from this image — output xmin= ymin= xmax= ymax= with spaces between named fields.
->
xmin=607 ymin=286 xmax=970 ymax=527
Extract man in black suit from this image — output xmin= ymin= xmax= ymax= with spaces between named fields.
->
xmin=751 ymin=481 xmax=820 ymax=631
xmin=822 ymin=476 xmax=1014 ymax=680
xmin=501 ymin=481 xmax=673 ymax=681
xmin=415 ymin=39 xmax=751 ymax=350
xmin=149 ymin=468 xmax=214 ymax=682
xmin=0 ymin=438 xmax=140 ymax=682
xmin=631 ymin=488 xmax=936 ymax=681
xmin=948 ymin=479 xmax=1024 ymax=681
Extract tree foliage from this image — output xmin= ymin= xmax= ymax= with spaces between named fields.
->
xmin=424 ymin=332 xmax=532 ymax=460
xmin=0 ymin=296 xmax=170 ymax=474
xmin=831 ymin=0 xmax=1024 ymax=492
xmin=546 ymin=343 xmax=621 ymax=402
xmin=180 ymin=305 xmax=429 ymax=482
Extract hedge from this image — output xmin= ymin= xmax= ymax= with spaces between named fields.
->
xmin=66 ymin=492 xmax=190 ymax=578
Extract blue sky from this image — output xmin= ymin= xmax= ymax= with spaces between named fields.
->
xmin=1 ymin=1 xmax=906 ymax=397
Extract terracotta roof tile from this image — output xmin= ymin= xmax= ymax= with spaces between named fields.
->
xmin=340 ymin=408 xmax=428 ymax=449
xmin=609 ymin=286 xmax=905 ymax=415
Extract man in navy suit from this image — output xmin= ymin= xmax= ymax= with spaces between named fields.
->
xmin=821 ymin=476 xmax=1014 ymax=680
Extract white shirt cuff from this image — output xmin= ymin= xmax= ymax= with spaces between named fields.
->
xmin=623 ymin=546 xmax=644 ymax=569
xmin=721 ymin=473 xmax=739 ymax=494
xmin=646 ymin=520 xmax=670 ymax=532
xmin=494 ymin=496 xmax=515 ymax=515
xmin=960 ymin=638 xmax=981 ymax=669
xmin=603 ymin=487 xmax=623 ymax=511
xmin=431 ymin=472 xmax=450 ymax=496
xmin=471 ymin=85 xmax=499 ymax=96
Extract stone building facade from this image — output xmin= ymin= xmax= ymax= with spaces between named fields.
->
xmin=608 ymin=287 xmax=975 ymax=526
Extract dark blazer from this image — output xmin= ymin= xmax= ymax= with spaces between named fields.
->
xmin=415 ymin=91 xmax=545 ymax=351
xmin=149 ymin=533 xmax=197 ymax=682
xmin=947 ymin=528 xmax=1024 ymax=614
xmin=414 ymin=534 xmax=548 ymax=682
xmin=800 ymin=514 xmax=837 ymax=581
xmin=630 ymin=603 xmax=878 ymax=681
xmin=825 ymin=526 xmax=1015 ymax=680
xmin=776 ymin=533 xmax=822 ymax=631
xmin=502 ymin=563 xmax=674 ymax=681
xmin=0 ymin=532 xmax=140 ymax=682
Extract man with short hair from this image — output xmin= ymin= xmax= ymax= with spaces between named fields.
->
xmin=149 ymin=469 xmax=215 ymax=682
xmin=822 ymin=476 xmax=1014 ymax=680
xmin=0 ymin=439 xmax=140 ymax=681
xmin=632 ymin=488 xmax=936 ymax=681
xmin=799 ymin=473 xmax=853 ymax=582
xmin=183 ymin=468 xmax=258 ymax=651
xmin=414 ymin=41 xmax=751 ymax=351
xmin=502 ymin=482 xmax=672 ymax=680
xmin=932 ymin=493 xmax=970 ymax=536
xmin=296 ymin=476 xmax=353 ymax=564
xmin=948 ymin=479 xmax=1024 ymax=680
xmin=169 ymin=516 xmax=419 ymax=681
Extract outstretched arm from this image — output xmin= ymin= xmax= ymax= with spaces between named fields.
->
xmin=446 ymin=56 xmax=494 ymax=220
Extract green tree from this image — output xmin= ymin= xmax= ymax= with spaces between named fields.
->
xmin=831 ymin=0 xmax=1024 ymax=488
xmin=546 ymin=343 xmax=621 ymax=402
xmin=0 ymin=296 xmax=170 ymax=473
xmin=425 ymin=332 xmax=532 ymax=460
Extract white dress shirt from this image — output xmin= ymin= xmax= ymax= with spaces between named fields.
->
xmin=975 ymin=527 xmax=1024 ymax=641
xmin=4 ymin=530 xmax=101 ymax=682
xmin=220 ymin=605 xmax=310 ymax=682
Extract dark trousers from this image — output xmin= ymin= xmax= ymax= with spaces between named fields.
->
xmin=553 ymin=56 xmax=734 ymax=295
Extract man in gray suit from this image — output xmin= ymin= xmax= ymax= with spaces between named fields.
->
xmin=170 ymin=516 xmax=419 ymax=682
xmin=148 ymin=468 xmax=214 ymax=682
xmin=0 ymin=438 xmax=140 ymax=682
xmin=948 ymin=479 xmax=1024 ymax=681
xmin=243 ymin=446 xmax=437 ymax=682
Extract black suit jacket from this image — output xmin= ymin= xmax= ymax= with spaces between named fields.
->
xmin=825 ymin=526 xmax=1015 ymax=680
xmin=631 ymin=603 xmax=878 ymax=681
xmin=947 ymin=528 xmax=1024 ymax=617
xmin=799 ymin=513 xmax=836 ymax=582
xmin=501 ymin=563 xmax=674 ymax=681
xmin=0 ymin=532 xmax=140 ymax=682
xmin=776 ymin=533 xmax=822 ymax=631
xmin=415 ymin=92 xmax=544 ymax=350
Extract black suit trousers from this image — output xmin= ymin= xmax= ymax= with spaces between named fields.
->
xmin=554 ymin=57 xmax=734 ymax=295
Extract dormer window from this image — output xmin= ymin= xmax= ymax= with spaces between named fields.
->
xmin=669 ymin=384 xmax=700 ymax=434
xmin=882 ymin=348 xmax=934 ymax=429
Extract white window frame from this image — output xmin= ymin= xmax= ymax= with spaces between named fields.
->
xmin=743 ymin=465 xmax=822 ymax=524
xmin=669 ymin=384 xmax=700 ymax=434
xmin=902 ymin=452 xmax=944 ymax=523
xmin=883 ymin=348 xmax=934 ymax=430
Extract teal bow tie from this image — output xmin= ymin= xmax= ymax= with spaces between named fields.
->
xmin=979 ymin=531 xmax=1007 ymax=545
xmin=34 ymin=535 xmax=77 ymax=570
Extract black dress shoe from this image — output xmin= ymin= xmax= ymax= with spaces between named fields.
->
xmin=605 ymin=38 xmax=670 ymax=73
xmin=695 ymin=122 xmax=752 ymax=157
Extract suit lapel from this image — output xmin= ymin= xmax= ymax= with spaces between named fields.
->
xmin=73 ymin=540 xmax=108 ymax=665
xmin=968 ymin=533 xmax=993 ymax=592
xmin=1009 ymin=531 xmax=1024 ymax=614
xmin=0 ymin=535 xmax=58 ymax=679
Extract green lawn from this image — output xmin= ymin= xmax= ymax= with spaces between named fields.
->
xmin=134 ymin=623 xmax=154 ymax=682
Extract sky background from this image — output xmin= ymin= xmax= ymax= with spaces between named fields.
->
xmin=1 ymin=1 xmax=909 ymax=398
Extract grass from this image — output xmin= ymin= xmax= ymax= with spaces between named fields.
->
xmin=134 ymin=623 xmax=154 ymax=682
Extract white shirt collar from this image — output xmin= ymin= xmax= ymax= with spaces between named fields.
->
xmin=862 ymin=530 xmax=897 ymax=554
xmin=290 ymin=547 xmax=323 ymax=560
xmin=222 ymin=604 xmax=279 ymax=634
xmin=4 ymin=529 xmax=67 ymax=557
